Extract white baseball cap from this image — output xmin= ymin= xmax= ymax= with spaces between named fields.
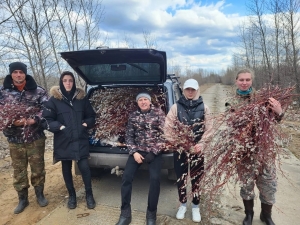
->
xmin=183 ymin=79 xmax=199 ymax=90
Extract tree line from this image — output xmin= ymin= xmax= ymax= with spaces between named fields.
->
xmin=0 ymin=0 xmax=105 ymax=90
xmin=1 ymin=0 xmax=299 ymax=96
xmin=177 ymin=0 xmax=300 ymax=98
xmin=223 ymin=0 xmax=300 ymax=94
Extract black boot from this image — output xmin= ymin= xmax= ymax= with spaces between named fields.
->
xmin=86 ymin=189 xmax=96 ymax=209
xmin=67 ymin=188 xmax=77 ymax=209
xmin=260 ymin=203 xmax=275 ymax=225
xmin=14 ymin=189 xmax=29 ymax=214
xmin=146 ymin=209 xmax=157 ymax=225
xmin=243 ymin=199 xmax=254 ymax=225
xmin=34 ymin=185 xmax=48 ymax=207
xmin=116 ymin=207 xmax=132 ymax=225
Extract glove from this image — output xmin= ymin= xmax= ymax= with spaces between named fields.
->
xmin=143 ymin=152 xmax=156 ymax=163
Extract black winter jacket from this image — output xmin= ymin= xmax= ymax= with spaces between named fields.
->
xmin=42 ymin=86 xmax=96 ymax=161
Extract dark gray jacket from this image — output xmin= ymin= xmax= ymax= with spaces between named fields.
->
xmin=125 ymin=106 xmax=165 ymax=155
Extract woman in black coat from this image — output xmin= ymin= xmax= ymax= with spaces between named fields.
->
xmin=42 ymin=71 xmax=96 ymax=209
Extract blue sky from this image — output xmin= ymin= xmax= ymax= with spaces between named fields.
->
xmin=100 ymin=0 xmax=248 ymax=73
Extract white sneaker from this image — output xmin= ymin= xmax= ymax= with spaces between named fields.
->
xmin=176 ymin=205 xmax=187 ymax=219
xmin=192 ymin=207 xmax=201 ymax=222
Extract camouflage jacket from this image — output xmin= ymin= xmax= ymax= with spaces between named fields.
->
xmin=125 ymin=106 xmax=165 ymax=155
xmin=225 ymin=88 xmax=256 ymax=111
xmin=0 ymin=75 xmax=48 ymax=143
xmin=225 ymin=88 xmax=283 ymax=121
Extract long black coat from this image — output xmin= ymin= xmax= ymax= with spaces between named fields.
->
xmin=42 ymin=86 xmax=96 ymax=161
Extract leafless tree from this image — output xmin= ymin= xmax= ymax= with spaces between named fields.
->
xmin=143 ymin=30 xmax=158 ymax=49
xmin=0 ymin=0 xmax=28 ymax=25
xmin=53 ymin=0 xmax=105 ymax=87
xmin=282 ymin=0 xmax=300 ymax=94
xmin=229 ymin=0 xmax=300 ymax=95
xmin=247 ymin=0 xmax=273 ymax=83
xmin=0 ymin=0 xmax=105 ymax=90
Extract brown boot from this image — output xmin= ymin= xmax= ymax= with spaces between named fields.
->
xmin=243 ymin=199 xmax=254 ymax=225
xmin=260 ymin=203 xmax=275 ymax=225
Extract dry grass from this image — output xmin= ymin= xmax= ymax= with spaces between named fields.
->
xmin=281 ymin=120 xmax=300 ymax=159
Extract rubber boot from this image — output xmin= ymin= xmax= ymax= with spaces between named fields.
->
xmin=34 ymin=185 xmax=48 ymax=207
xmin=116 ymin=206 xmax=132 ymax=225
xmin=260 ymin=203 xmax=275 ymax=225
xmin=14 ymin=188 xmax=29 ymax=214
xmin=146 ymin=209 xmax=157 ymax=225
xmin=86 ymin=189 xmax=96 ymax=209
xmin=243 ymin=199 xmax=254 ymax=225
xmin=67 ymin=188 xmax=77 ymax=209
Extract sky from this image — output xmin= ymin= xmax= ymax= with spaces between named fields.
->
xmin=100 ymin=0 xmax=248 ymax=74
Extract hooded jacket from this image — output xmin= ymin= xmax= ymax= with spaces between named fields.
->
xmin=42 ymin=86 xmax=96 ymax=161
xmin=0 ymin=75 xmax=48 ymax=143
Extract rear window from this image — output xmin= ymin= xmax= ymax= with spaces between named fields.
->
xmin=79 ymin=63 xmax=161 ymax=83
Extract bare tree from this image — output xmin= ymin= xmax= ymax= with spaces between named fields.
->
xmin=247 ymin=0 xmax=273 ymax=83
xmin=54 ymin=0 xmax=105 ymax=86
xmin=267 ymin=0 xmax=284 ymax=85
xmin=282 ymin=0 xmax=300 ymax=94
xmin=0 ymin=0 xmax=105 ymax=89
xmin=142 ymin=30 xmax=158 ymax=49
xmin=0 ymin=0 xmax=28 ymax=25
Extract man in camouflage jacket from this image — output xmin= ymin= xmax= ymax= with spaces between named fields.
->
xmin=116 ymin=92 xmax=165 ymax=225
xmin=0 ymin=62 xmax=49 ymax=214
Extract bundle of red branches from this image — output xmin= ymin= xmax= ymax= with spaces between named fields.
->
xmin=200 ymin=84 xmax=296 ymax=204
xmin=163 ymin=118 xmax=203 ymax=153
xmin=0 ymin=101 xmax=41 ymax=130
xmin=89 ymin=87 xmax=165 ymax=144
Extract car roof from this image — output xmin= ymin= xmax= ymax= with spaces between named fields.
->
xmin=60 ymin=48 xmax=167 ymax=85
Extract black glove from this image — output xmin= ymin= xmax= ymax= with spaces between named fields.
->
xmin=143 ymin=152 xmax=156 ymax=163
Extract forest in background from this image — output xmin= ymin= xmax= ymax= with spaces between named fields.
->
xmin=0 ymin=0 xmax=300 ymax=98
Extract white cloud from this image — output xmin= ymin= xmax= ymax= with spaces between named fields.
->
xmin=101 ymin=0 xmax=246 ymax=72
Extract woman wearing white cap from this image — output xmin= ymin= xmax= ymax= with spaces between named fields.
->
xmin=164 ymin=79 xmax=213 ymax=222
xmin=116 ymin=91 xmax=165 ymax=225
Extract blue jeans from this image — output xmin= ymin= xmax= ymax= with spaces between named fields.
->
xmin=121 ymin=151 xmax=162 ymax=212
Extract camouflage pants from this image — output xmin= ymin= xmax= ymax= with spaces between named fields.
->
xmin=9 ymin=137 xmax=46 ymax=192
xmin=238 ymin=162 xmax=277 ymax=205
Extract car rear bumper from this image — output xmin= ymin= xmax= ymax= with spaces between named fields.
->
xmin=88 ymin=152 xmax=174 ymax=170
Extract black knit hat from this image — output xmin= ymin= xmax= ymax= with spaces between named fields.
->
xmin=59 ymin=71 xmax=77 ymax=101
xmin=9 ymin=62 xmax=27 ymax=75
